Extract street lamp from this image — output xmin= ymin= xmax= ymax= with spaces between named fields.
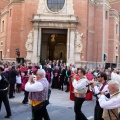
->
xmin=102 ymin=0 xmax=105 ymax=68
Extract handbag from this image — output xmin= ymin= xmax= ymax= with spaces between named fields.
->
xmin=32 ymin=100 xmax=49 ymax=112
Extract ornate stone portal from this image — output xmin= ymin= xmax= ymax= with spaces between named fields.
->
xmin=26 ymin=0 xmax=83 ymax=65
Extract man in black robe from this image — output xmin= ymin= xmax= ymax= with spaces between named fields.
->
xmin=58 ymin=65 xmax=66 ymax=91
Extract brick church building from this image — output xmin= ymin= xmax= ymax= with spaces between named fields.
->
xmin=0 ymin=0 xmax=120 ymax=68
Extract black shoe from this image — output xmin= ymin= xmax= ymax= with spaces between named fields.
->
xmin=9 ymin=96 xmax=15 ymax=99
xmin=4 ymin=115 xmax=11 ymax=118
xmin=22 ymin=101 xmax=28 ymax=104
xmin=65 ymin=90 xmax=69 ymax=92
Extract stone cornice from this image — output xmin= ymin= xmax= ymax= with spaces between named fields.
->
xmin=8 ymin=0 xmax=24 ymax=7
xmin=0 ymin=11 xmax=9 ymax=18
xmin=32 ymin=14 xmax=79 ymax=24
xmin=95 ymin=2 xmax=111 ymax=9
xmin=109 ymin=9 xmax=119 ymax=19
xmin=109 ymin=0 xmax=120 ymax=2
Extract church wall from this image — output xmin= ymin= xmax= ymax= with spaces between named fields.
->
xmin=73 ymin=0 xmax=88 ymax=62
xmin=7 ymin=3 xmax=22 ymax=58
xmin=0 ymin=7 xmax=9 ymax=59
xmin=93 ymin=1 xmax=110 ymax=66
xmin=0 ymin=0 xmax=10 ymax=12
xmin=110 ymin=0 xmax=120 ymax=64
xmin=0 ymin=0 xmax=39 ymax=60
xmin=108 ymin=9 xmax=119 ymax=65
xmin=110 ymin=0 xmax=120 ymax=12
xmin=87 ymin=1 xmax=95 ymax=62
xmin=20 ymin=0 xmax=39 ymax=58
xmin=94 ymin=5 xmax=103 ymax=63
xmin=108 ymin=16 xmax=114 ymax=63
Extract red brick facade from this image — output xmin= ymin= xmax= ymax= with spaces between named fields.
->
xmin=0 ymin=0 xmax=120 ymax=68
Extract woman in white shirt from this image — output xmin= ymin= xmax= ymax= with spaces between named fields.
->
xmin=16 ymin=72 xmax=22 ymax=93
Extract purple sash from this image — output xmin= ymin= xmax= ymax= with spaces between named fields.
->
xmin=46 ymin=72 xmax=50 ymax=83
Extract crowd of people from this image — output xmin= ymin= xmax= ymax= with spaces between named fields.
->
xmin=0 ymin=60 xmax=120 ymax=120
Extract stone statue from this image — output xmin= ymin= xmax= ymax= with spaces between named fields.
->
xmin=75 ymin=32 xmax=83 ymax=53
xmin=51 ymin=34 xmax=55 ymax=42
xmin=25 ymin=31 xmax=33 ymax=51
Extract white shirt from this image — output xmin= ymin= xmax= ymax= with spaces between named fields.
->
xmin=39 ymin=65 xmax=42 ymax=69
xmin=93 ymin=83 xmax=109 ymax=98
xmin=111 ymin=72 xmax=117 ymax=80
xmin=16 ymin=76 xmax=22 ymax=84
xmin=72 ymin=77 xmax=88 ymax=90
xmin=25 ymin=80 xmax=44 ymax=92
xmin=99 ymin=93 xmax=120 ymax=109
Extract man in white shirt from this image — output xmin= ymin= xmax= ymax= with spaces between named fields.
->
xmin=98 ymin=80 xmax=120 ymax=120
xmin=25 ymin=69 xmax=50 ymax=120
xmin=92 ymin=72 xmax=109 ymax=120
xmin=72 ymin=68 xmax=88 ymax=120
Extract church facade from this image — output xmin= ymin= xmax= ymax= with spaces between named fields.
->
xmin=0 ymin=0 xmax=120 ymax=68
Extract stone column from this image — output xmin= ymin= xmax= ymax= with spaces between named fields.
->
xmin=67 ymin=28 xmax=75 ymax=65
xmin=37 ymin=27 xmax=42 ymax=60
xmin=32 ymin=27 xmax=39 ymax=63
xmin=66 ymin=29 xmax=70 ymax=65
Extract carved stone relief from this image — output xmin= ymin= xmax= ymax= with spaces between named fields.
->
xmin=25 ymin=31 xmax=34 ymax=51
xmin=75 ymin=31 xmax=83 ymax=53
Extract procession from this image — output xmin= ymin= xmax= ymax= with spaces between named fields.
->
xmin=1 ymin=0 xmax=120 ymax=120
xmin=0 ymin=60 xmax=120 ymax=120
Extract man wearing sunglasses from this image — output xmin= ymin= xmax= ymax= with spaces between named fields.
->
xmin=92 ymin=72 xmax=110 ymax=120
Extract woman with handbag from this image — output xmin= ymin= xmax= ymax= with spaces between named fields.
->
xmin=25 ymin=69 xmax=50 ymax=120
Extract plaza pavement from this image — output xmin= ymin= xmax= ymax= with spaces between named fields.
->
xmin=0 ymin=89 xmax=95 ymax=120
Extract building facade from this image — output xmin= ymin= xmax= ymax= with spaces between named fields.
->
xmin=0 ymin=0 xmax=120 ymax=68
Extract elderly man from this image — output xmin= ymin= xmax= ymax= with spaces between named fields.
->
xmin=99 ymin=80 xmax=120 ymax=120
xmin=25 ymin=69 xmax=50 ymax=120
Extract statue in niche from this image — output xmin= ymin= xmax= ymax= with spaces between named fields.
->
xmin=25 ymin=31 xmax=33 ymax=51
xmin=75 ymin=32 xmax=83 ymax=53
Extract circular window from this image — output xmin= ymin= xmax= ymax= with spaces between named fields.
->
xmin=47 ymin=0 xmax=65 ymax=12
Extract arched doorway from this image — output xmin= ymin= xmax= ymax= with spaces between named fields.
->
xmin=41 ymin=29 xmax=67 ymax=61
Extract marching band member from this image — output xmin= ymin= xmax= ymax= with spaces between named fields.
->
xmin=72 ymin=68 xmax=88 ymax=120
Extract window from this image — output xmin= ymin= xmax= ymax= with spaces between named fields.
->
xmin=0 ymin=41 xmax=3 ymax=46
xmin=10 ymin=9 xmax=12 ymax=17
xmin=2 ymin=20 xmax=4 ymax=32
xmin=47 ymin=0 xmax=65 ymax=12
xmin=116 ymin=24 xmax=119 ymax=34
xmin=105 ymin=11 xmax=108 ymax=19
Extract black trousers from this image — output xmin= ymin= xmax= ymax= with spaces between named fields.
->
xmin=9 ymin=83 xmax=15 ymax=98
xmin=33 ymin=107 xmax=50 ymax=120
xmin=0 ymin=91 xmax=11 ymax=116
xmin=74 ymin=97 xmax=88 ymax=120
xmin=94 ymin=101 xmax=104 ymax=120
xmin=58 ymin=77 xmax=64 ymax=90
xmin=22 ymin=90 xmax=29 ymax=103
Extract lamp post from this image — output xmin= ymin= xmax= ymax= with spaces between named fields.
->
xmin=96 ymin=42 xmax=98 ymax=68
xmin=102 ymin=0 xmax=105 ymax=68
